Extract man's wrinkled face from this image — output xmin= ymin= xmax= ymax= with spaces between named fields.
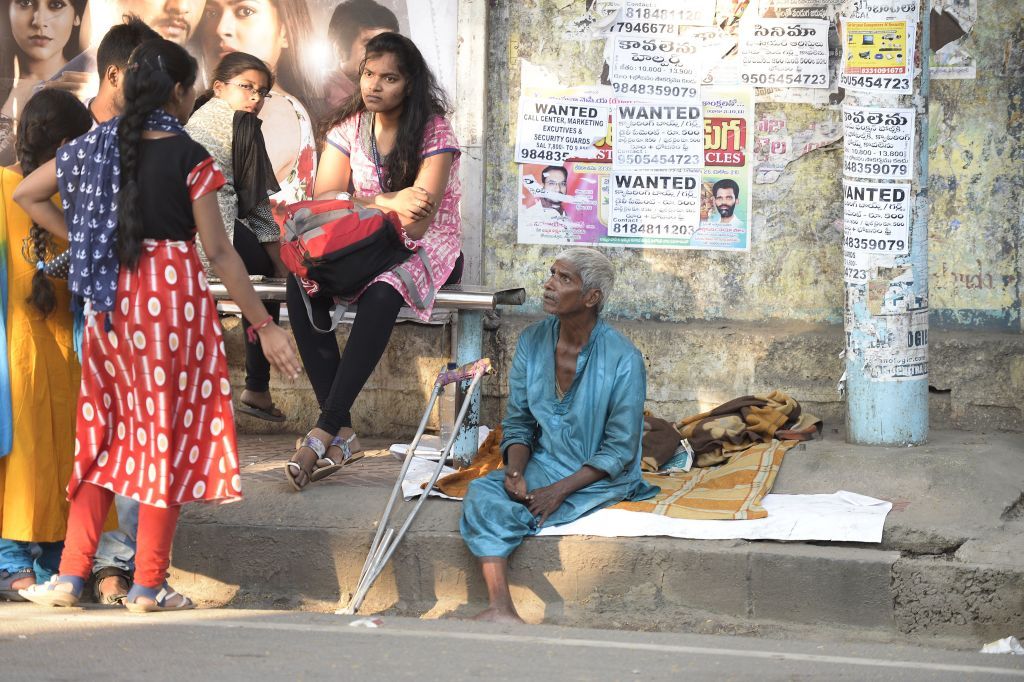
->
xmin=542 ymin=259 xmax=589 ymax=316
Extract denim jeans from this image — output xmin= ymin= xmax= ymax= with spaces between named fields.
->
xmin=92 ymin=495 xmax=138 ymax=574
xmin=0 ymin=539 xmax=63 ymax=582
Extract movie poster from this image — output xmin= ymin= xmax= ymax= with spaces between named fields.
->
xmin=695 ymin=87 xmax=753 ymax=251
xmin=0 ymin=0 xmax=458 ymax=172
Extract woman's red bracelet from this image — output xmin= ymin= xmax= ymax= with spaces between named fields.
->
xmin=246 ymin=316 xmax=274 ymax=344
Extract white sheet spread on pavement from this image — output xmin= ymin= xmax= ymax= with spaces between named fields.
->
xmin=399 ymin=458 xmax=892 ymax=543
xmin=389 ymin=426 xmax=491 ymax=462
xmin=400 ymin=456 xmax=460 ymax=500
xmin=536 ymin=491 xmax=892 ymax=543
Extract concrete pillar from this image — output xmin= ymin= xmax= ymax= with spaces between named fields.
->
xmin=452 ymin=310 xmax=483 ymax=465
xmin=844 ymin=8 xmax=930 ymax=445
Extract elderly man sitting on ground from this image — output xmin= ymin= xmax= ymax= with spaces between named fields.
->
xmin=460 ymin=247 xmax=658 ymax=623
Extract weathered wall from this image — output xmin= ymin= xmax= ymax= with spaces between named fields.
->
xmin=482 ymin=1 xmax=1023 ymax=330
xmin=236 ymin=1 xmax=1024 ymax=438
xmin=927 ymin=3 xmax=1024 ymax=331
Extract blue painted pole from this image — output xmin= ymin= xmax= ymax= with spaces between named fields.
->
xmin=452 ymin=309 xmax=483 ymax=465
xmin=844 ymin=9 xmax=930 ymax=445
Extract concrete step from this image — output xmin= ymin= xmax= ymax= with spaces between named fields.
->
xmin=168 ymin=435 xmax=1024 ymax=643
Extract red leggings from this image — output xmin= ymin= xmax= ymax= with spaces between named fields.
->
xmin=59 ymin=482 xmax=180 ymax=588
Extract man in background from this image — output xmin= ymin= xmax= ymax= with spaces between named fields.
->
xmin=324 ymin=0 xmax=400 ymax=109
xmin=47 ymin=0 xmax=196 ymax=101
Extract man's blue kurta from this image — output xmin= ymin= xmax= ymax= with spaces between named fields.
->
xmin=461 ymin=316 xmax=658 ymax=557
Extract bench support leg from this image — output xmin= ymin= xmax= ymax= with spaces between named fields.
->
xmin=453 ymin=310 xmax=483 ymax=466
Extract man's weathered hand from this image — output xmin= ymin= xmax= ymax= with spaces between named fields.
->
xmin=527 ymin=482 xmax=569 ymax=528
xmin=503 ymin=470 xmax=530 ymax=504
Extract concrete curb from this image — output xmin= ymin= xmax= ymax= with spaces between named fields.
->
xmin=169 ymin=510 xmax=1023 ymax=642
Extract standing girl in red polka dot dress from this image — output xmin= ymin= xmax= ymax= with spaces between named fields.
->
xmin=14 ymin=38 xmax=300 ymax=612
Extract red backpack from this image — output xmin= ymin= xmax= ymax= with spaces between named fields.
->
xmin=280 ymin=199 xmax=434 ymax=332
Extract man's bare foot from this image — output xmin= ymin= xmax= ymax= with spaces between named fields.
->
xmin=96 ymin=574 xmax=129 ymax=605
xmin=470 ymin=606 xmax=525 ymax=624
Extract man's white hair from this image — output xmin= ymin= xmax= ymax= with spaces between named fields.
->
xmin=554 ymin=247 xmax=615 ymax=313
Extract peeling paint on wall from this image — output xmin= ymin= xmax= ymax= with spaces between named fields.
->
xmin=483 ymin=0 xmax=1022 ymax=332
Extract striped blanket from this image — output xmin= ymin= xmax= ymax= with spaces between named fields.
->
xmin=613 ymin=439 xmax=792 ymax=520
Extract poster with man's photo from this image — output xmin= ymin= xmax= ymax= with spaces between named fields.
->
xmin=517 ymin=161 xmax=610 ymax=246
xmin=0 ymin=0 xmax=457 ymax=175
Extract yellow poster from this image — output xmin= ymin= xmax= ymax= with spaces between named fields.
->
xmin=843 ymin=20 xmax=909 ymax=75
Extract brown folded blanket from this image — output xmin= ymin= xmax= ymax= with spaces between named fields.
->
xmin=676 ymin=390 xmax=821 ymax=468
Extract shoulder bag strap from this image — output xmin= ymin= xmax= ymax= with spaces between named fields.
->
xmin=392 ymin=248 xmax=436 ymax=310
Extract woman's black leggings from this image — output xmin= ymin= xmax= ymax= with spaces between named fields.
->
xmin=286 ymin=278 xmax=404 ymax=434
xmin=285 ymin=253 xmax=463 ymax=435
xmin=233 ymin=223 xmax=280 ymax=393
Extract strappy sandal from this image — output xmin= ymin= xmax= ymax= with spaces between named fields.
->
xmin=0 ymin=568 xmax=34 ymax=601
xmin=286 ymin=433 xmax=324 ymax=491
xmin=310 ymin=432 xmax=365 ymax=482
xmin=124 ymin=582 xmax=194 ymax=613
xmin=19 ymin=575 xmax=84 ymax=607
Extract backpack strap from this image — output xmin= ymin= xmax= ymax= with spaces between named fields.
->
xmin=293 ymin=275 xmax=350 ymax=334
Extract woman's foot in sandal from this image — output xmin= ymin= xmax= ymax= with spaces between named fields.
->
xmin=237 ymin=389 xmax=287 ymax=423
xmin=311 ymin=428 xmax=365 ymax=482
xmin=19 ymin=575 xmax=84 ymax=607
xmin=286 ymin=429 xmax=329 ymax=491
xmin=124 ymin=582 xmax=194 ymax=613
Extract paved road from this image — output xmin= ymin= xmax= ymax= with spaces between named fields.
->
xmin=2 ymin=605 xmax=1022 ymax=681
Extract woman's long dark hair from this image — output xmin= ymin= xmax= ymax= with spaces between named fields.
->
xmin=16 ymin=89 xmax=91 ymax=315
xmin=117 ymin=38 xmax=197 ymax=269
xmin=322 ymin=32 xmax=449 ymax=192
xmin=193 ymin=51 xmax=274 ymax=112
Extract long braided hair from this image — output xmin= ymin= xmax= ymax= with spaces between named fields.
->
xmin=322 ymin=32 xmax=450 ymax=193
xmin=15 ymin=89 xmax=91 ymax=315
xmin=117 ymin=39 xmax=197 ymax=269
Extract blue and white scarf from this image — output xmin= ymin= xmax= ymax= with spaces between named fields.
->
xmin=57 ymin=109 xmax=185 ymax=314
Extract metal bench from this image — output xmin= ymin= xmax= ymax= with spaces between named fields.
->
xmin=209 ymin=278 xmax=526 ymax=459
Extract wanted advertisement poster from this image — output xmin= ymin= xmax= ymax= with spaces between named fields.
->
xmin=842 ymin=106 xmax=915 ymax=180
xmin=608 ymin=170 xmax=703 ymax=247
xmin=839 ymin=18 xmax=915 ymax=93
xmin=696 ymin=88 xmax=754 ymax=251
xmin=612 ymin=100 xmax=703 ymax=171
xmin=842 ymin=180 xmax=911 ymax=283
xmin=514 ymin=95 xmax=612 ymax=164
xmin=740 ymin=19 xmax=830 ymax=89
xmin=843 ymin=180 xmax=911 ymax=253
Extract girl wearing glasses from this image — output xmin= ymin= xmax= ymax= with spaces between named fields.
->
xmin=194 ymin=0 xmax=320 ymax=226
xmin=186 ymin=51 xmax=288 ymax=423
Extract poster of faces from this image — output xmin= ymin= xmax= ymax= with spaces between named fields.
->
xmin=0 ymin=0 xmax=457 ymax=166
